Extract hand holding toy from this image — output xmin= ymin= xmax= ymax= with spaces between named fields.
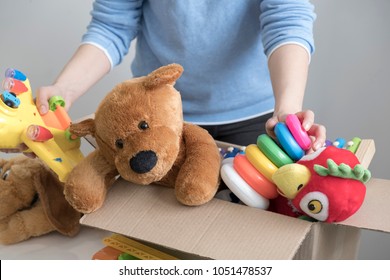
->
xmin=219 ymin=113 xmax=372 ymax=223
xmin=0 ymin=68 xmax=84 ymax=182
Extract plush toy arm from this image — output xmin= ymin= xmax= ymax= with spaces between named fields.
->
xmin=0 ymin=201 xmax=54 ymax=245
xmin=175 ymin=123 xmax=221 ymax=206
xmin=64 ymin=150 xmax=118 ymax=213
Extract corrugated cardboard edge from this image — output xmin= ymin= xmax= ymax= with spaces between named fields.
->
xmin=338 ymin=178 xmax=390 ymax=232
xmin=81 ymin=180 xmax=313 ymax=259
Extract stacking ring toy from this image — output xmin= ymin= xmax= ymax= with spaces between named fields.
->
xmin=221 ymin=157 xmax=234 ymax=166
xmin=256 ymin=134 xmax=293 ymax=168
xmin=244 ymin=144 xmax=278 ymax=182
xmin=233 ymin=154 xmax=278 ymax=199
xmin=221 ymin=162 xmax=270 ymax=209
xmin=274 ymin=123 xmax=304 ymax=161
xmin=285 ymin=114 xmax=311 ymax=150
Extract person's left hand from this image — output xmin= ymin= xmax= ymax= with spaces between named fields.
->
xmin=265 ymin=109 xmax=326 ymax=152
xmin=0 ymin=143 xmax=36 ymax=158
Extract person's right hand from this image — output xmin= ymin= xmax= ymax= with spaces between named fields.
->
xmin=35 ymin=84 xmax=74 ymax=115
xmin=0 ymin=84 xmax=71 ymax=157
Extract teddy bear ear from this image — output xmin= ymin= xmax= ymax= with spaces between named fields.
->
xmin=34 ymin=166 xmax=80 ymax=236
xmin=143 ymin=63 xmax=184 ymax=90
xmin=69 ymin=118 xmax=96 ymax=137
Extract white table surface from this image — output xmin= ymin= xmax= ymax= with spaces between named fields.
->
xmin=0 ymin=226 xmax=112 ymax=260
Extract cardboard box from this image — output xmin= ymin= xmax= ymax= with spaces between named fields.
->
xmin=80 ymin=137 xmax=390 ymax=259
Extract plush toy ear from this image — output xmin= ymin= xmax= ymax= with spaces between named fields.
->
xmin=34 ymin=167 xmax=80 ymax=236
xmin=143 ymin=63 xmax=183 ymax=90
xmin=69 ymin=118 xmax=96 ymax=137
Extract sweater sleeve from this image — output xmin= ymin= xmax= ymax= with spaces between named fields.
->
xmin=81 ymin=0 xmax=144 ymax=68
xmin=259 ymin=0 xmax=316 ymax=59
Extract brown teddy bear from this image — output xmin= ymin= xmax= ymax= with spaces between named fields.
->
xmin=0 ymin=156 xmax=80 ymax=244
xmin=64 ymin=64 xmax=221 ymax=213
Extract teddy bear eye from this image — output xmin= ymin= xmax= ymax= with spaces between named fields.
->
xmin=2 ymin=170 xmax=10 ymax=180
xmin=115 ymin=139 xmax=124 ymax=149
xmin=138 ymin=121 xmax=149 ymax=130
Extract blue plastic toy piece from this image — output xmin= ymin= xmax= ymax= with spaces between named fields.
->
xmin=333 ymin=137 xmax=346 ymax=148
xmin=5 ymin=68 xmax=26 ymax=81
xmin=274 ymin=122 xmax=304 ymax=161
xmin=1 ymin=91 xmax=20 ymax=108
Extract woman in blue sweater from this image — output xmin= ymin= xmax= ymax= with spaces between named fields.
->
xmin=37 ymin=0 xmax=325 ymax=148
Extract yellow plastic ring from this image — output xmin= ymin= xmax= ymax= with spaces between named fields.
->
xmin=245 ymin=144 xmax=278 ymax=182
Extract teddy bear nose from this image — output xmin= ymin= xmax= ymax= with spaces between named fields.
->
xmin=130 ymin=150 xmax=158 ymax=174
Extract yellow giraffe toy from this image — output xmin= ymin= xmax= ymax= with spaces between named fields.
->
xmin=0 ymin=68 xmax=84 ymax=182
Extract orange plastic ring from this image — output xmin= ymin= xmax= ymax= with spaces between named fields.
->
xmin=233 ymin=154 xmax=278 ymax=199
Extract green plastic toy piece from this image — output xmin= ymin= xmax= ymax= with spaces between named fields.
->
xmin=346 ymin=137 xmax=362 ymax=154
xmin=48 ymin=96 xmax=66 ymax=111
xmin=118 ymin=253 xmax=140 ymax=260
xmin=64 ymin=128 xmax=79 ymax=142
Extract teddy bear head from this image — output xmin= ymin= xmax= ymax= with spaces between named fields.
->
xmin=71 ymin=64 xmax=184 ymax=185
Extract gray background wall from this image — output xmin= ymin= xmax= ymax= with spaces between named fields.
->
xmin=0 ymin=0 xmax=389 ymax=259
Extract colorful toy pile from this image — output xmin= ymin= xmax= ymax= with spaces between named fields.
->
xmin=0 ymin=68 xmax=84 ymax=182
xmin=220 ymin=114 xmax=371 ymax=223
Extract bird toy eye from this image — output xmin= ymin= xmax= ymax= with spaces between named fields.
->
xmin=307 ymin=199 xmax=323 ymax=214
xmin=299 ymin=192 xmax=329 ymax=221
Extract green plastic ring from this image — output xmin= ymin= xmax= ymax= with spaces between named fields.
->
xmin=257 ymin=134 xmax=294 ymax=168
xmin=48 ymin=96 xmax=66 ymax=111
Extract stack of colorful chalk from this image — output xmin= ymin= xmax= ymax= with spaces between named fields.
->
xmin=219 ymin=114 xmax=361 ymax=209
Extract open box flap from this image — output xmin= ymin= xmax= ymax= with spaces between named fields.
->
xmin=81 ymin=178 xmax=313 ymax=260
xmin=338 ymin=178 xmax=390 ymax=233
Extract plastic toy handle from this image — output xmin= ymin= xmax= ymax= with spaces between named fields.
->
xmin=48 ymin=96 xmax=66 ymax=111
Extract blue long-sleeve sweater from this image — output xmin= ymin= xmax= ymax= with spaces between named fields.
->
xmin=82 ymin=0 xmax=316 ymax=124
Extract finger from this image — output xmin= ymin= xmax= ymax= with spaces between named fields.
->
xmin=23 ymin=152 xmax=37 ymax=159
xmin=265 ymin=115 xmax=279 ymax=138
xmin=36 ymin=87 xmax=52 ymax=115
xmin=0 ymin=143 xmax=29 ymax=154
xmin=0 ymin=149 xmax=22 ymax=153
xmin=308 ymin=123 xmax=327 ymax=151
xmin=295 ymin=110 xmax=315 ymax=131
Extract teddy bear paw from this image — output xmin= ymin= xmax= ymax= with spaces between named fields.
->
xmin=175 ymin=182 xmax=218 ymax=206
xmin=64 ymin=192 xmax=104 ymax=214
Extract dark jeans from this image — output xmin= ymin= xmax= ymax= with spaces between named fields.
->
xmin=200 ymin=113 xmax=273 ymax=146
